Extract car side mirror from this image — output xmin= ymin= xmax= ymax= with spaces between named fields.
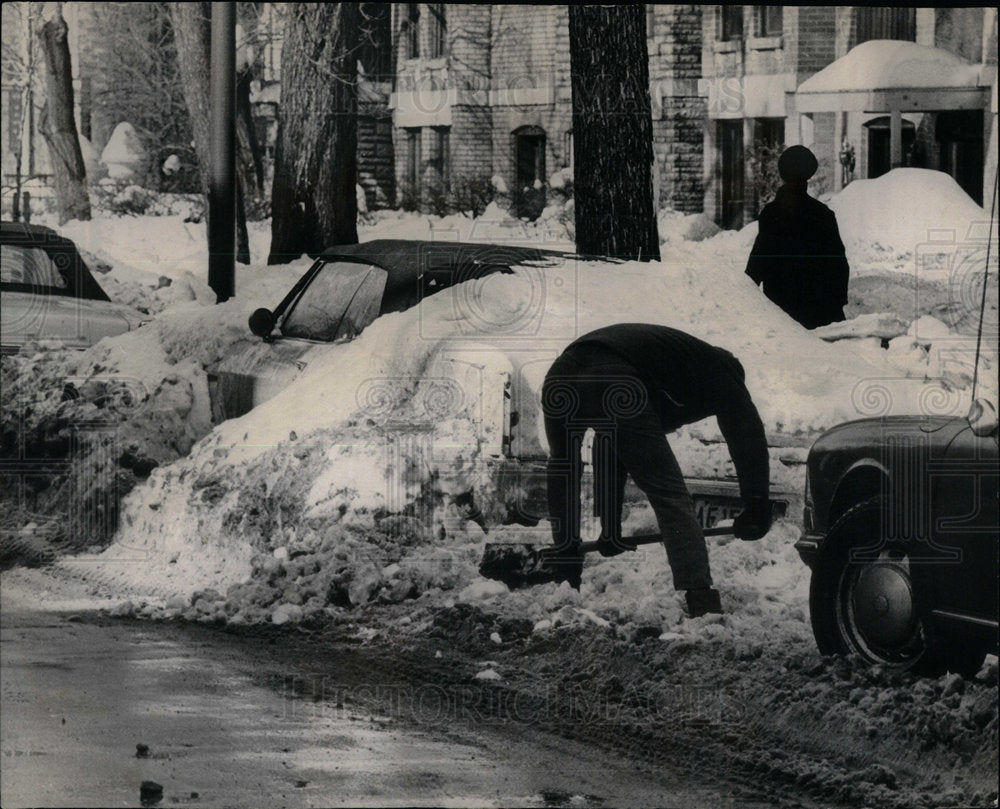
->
xmin=967 ymin=398 xmax=998 ymax=437
xmin=249 ymin=308 xmax=276 ymax=340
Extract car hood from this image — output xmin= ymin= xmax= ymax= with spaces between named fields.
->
xmin=0 ymin=290 xmax=149 ymax=353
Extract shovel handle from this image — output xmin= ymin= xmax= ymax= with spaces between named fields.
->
xmin=578 ymin=525 xmax=733 ymax=555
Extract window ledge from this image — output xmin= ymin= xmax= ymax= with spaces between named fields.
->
xmin=403 ymin=56 xmax=447 ymax=69
xmin=749 ymin=35 xmax=783 ymax=51
xmin=713 ymin=39 xmax=742 ymax=54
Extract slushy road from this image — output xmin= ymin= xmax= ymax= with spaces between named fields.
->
xmin=2 ymin=608 xmax=771 ymax=808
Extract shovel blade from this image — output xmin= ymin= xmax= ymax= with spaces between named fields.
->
xmin=478 ymin=543 xmax=555 ymax=589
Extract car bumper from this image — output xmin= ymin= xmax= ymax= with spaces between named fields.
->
xmin=795 ymin=532 xmax=825 ymax=568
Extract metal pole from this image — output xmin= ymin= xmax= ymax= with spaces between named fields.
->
xmin=208 ymin=1 xmax=235 ymax=302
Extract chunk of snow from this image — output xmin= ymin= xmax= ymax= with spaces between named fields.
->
xmin=907 ymin=315 xmax=954 ymax=346
xmin=474 ymin=668 xmax=501 ymax=681
xmin=798 ymin=40 xmax=981 ymax=94
xmin=813 ymin=313 xmax=910 ymax=342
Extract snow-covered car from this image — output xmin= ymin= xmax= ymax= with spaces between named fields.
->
xmin=208 ymin=238 xmax=796 ymax=531
xmin=208 ymin=239 xmax=565 ymax=421
xmin=797 ymin=399 xmax=999 ymax=676
xmin=1 ymin=221 xmax=147 ymax=355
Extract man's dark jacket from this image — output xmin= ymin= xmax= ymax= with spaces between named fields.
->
xmin=745 ymin=184 xmax=850 ymax=329
xmin=568 ymin=324 xmax=770 ymax=500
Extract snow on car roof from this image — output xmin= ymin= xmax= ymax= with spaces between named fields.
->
xmin=318 ymin=239 xmax=568 ymax=314
xmin=320 ymin=239 xmax=564 ymax=275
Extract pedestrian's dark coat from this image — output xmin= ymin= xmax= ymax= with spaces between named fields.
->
xmin=745 ymin=184 xmax=850 ymax=329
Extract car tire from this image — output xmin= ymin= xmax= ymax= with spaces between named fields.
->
xmin=809 ymin=497 xmax=951 ymax=676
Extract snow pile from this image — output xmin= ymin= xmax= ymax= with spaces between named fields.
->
xmin=14 ymin=169 xmax=997 ymax=636
xmin=658 ymin=209 xmax=721 ymax=244
xmin=828 ymin=169 xmax=990 ymax=269
xmin=56 ymin=239 xmax=993 ymax=612
xmin=360 ymin=203 xmax=576 ymax=250
xmin=1 ymin=235 xmax=313 ymax=558
xmin=100 ymin=122 xmax=147 ymax=180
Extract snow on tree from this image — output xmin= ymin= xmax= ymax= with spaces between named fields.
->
xmin=568 ymin=4 xmax=659 ymax=261
xmin=267 ymin=3 xmax=360 ymax=265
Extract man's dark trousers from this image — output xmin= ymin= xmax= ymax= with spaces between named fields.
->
xmin=541 ymin=343 xmax=712 ymax=591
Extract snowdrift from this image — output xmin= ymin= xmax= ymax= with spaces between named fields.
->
xmin=828 ymin=169 xmax=992 ymax=271
xmin=52 ymin=237 xmax=992 ymax=622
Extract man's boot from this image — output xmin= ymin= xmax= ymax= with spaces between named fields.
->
xmin=538 ymin=545 xmax=583 ymax=591
xmin=685 ymin=587 xmax=723 ymax=618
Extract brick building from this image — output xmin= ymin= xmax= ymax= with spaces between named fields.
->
xmin=701 ymin=6 xmax=998 ymax=228
xmin=389 ymin=4 xmax=708 ymax=218
xmin=5 ymin=4 xmax=994 ymax=230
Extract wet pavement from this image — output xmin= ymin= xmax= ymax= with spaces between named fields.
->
xmin=1 ymin=609 xmax=762 ymax=808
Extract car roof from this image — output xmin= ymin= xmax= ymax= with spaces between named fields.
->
xmin=0 ymin=220 xmax=111 ymax=302
xmin=318 ymin=239 xmax=568 ymax=314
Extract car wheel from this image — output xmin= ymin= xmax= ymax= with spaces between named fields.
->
xmin=809 ymin=497 xmax=947 ymax=676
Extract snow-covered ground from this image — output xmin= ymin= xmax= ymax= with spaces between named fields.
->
xmin=4 ymin=168 xmax=997 ymax=804
xmin=2 ymin=170 xmax=995 ymax=639
xmin=9 ymin=168 xmax=996 ymax=620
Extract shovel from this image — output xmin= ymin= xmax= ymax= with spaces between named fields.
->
xmin=479 ymin=526 xmax=735 ymax=590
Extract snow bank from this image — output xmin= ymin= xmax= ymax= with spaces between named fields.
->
xmin=18 ymin=169 xmax=996 ymax=640
xmin=64 ymin=236 xmax=993 ymax=610
xmin=828 ymin=169 xmax=991 ymax=270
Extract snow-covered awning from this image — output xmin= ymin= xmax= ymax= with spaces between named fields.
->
xmin=796 ymin=40 xmax=986 ymax=113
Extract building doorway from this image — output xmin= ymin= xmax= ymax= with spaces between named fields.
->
xmin=513 ymin=126 xmax=546 ymax=220
xmin=937 ymin=109 xmax=984 ymax=204
xmin=719 ymin=120 xmax=744 ymax=230
xmin=864 ymin=116 xmax=916 ymax=179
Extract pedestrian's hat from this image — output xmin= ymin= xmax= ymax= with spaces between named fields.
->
xmin=778 ymin=146 xmax=818 ymax=181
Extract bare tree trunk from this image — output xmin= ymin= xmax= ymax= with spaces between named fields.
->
xmin=569 ymin=5 xmax=659 ymax=261
xmin=268 ymin=3 xmax=359 ymax=265
xmin=170 ymin=2 xmax=251 ymax=264
xmin=37 ymin=8 xmax=90 ymax=224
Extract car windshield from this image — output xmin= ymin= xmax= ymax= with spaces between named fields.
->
xmin=281 ymin=260 xmax=388 ymax=341
xmin=0 ymin=245 xmax=68 ymax=290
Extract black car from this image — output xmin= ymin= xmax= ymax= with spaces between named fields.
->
xmin=797 ymin=399 xmax=999 ymax=675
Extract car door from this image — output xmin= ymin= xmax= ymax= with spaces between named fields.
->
xmin=930 ymin=423 xmax=999 ymax=624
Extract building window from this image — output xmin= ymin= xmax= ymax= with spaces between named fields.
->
xmin=426 ymin=4 xmax=446 ymax=59
xmin=404 ymin=127 xmax=422 ymax=209
xmin=856 ymin=8 xmax=915 ymax=44
xmin=430 ymin=126 xmax=450 ymax=192
xmin=754 ymin=6 xmax=782 ymax=37
xmin=405 ymin=4 xmax=420 ymax=59
xmin=718 ymin=6 xmax=743 ymax=41
xmin=513 ymin=125 xmax=546 ymax=220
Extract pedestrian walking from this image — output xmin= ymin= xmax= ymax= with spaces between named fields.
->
xmin=745 ymin=145 xmax=851 ymax=329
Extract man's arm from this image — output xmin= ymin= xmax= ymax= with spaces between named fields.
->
xmin=714 ymin=376 xmax=770 ymax=500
